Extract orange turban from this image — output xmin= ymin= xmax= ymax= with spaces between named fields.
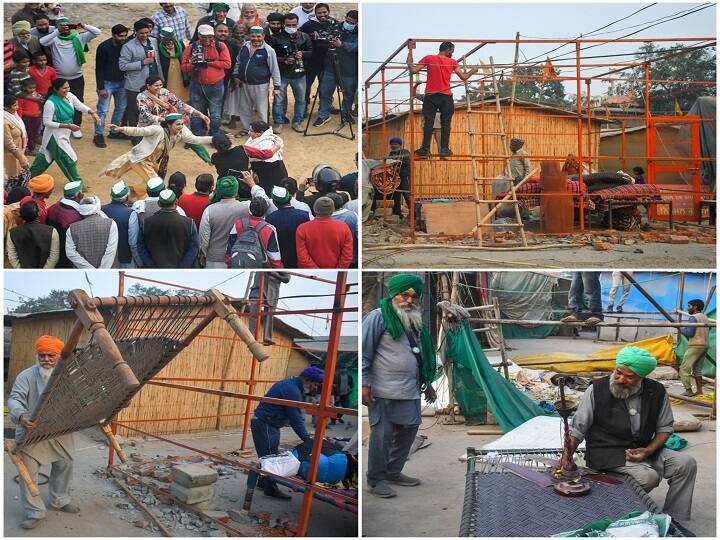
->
xmin=28 ymin=174 xmax=55 ymax=194
xmin=35 ymin=335 xmax=64 ymax=355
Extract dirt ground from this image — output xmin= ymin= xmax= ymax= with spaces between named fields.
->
xmin=362 ymin=219 xmax=716 ymax=269
xmin=4 ymin=3 xmax=358 ymax=205
xmin=362 ymin=336 xmax=717 ymax=537
xmin=4 ymin=413 xmax=358 ymax=537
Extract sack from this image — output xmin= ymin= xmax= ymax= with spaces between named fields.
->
xmin=260 ymin=451 xmax=301 ymax=477
xmin=229 ymin=217 xmax=270 ymax=268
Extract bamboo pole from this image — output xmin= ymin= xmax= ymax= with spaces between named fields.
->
xmin=100 ymin=423 xmax=127 ymax=463
xmin=667 ymin=392 xmax=713 ymax=408
xmin=467 ymin=318 xmax=714 ymax=328
xmin=5 ymin=440 xmax=40 ymax=497
xmin=208 ymin=288 xmax=269 ymax=362
xmin=364 ymin=241 xmax=584 ymax=252
xmin=477 ymin=167 xmax=539 ymax=226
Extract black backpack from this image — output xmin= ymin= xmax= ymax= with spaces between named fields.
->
xmin=229 ymin=217 xmax=270 ymax=268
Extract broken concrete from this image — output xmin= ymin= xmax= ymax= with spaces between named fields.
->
xmin=171 ymin=464 xmax=218 ymax=488
xmin=170 ymin=483 xmax=214 ymax=505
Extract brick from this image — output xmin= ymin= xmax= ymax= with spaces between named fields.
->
xmin=171 ymin=464 xmax=218 ymax=488
xmin=592 ymin=241 xmax=612 ymax=251
xmin=170 ymin=482 xmax=214 ymax=504
xmin=608 ymin=237 xmax=620 ymax=244
xmin=696 ymin=237 xmax=716 ymax=244
xmin=669 ymin=235 xmax=689 ymax=244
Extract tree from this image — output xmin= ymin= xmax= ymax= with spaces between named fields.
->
xmin=8 ymin=290 xmax=73 ymax=314
xmin=617 ymin=43 xmax=716 ymax=115
xmin=463 ymin=65 xmax=567 ymax=106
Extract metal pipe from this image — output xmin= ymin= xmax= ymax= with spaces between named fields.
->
xmin=240 ymin=272 xmax=265 ymax=450
xmin=621 ymin=272 xmax=675 ymax=322
xmin=297 ymin=272 xmax=349 ymax=536
xmin=467 ymin=318 xmax=713 ymax=327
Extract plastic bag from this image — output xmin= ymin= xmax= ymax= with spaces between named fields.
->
xmin=260 ymin=451 xmax=301 ymax=477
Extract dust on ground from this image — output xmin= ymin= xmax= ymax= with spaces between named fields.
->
xmin=4 ymin=3 xmax=358 ymax=205
xmin=362 ymin=218 xmax=716 ymax=269
xmin=4 ymin=413 xmax=358 ymax=537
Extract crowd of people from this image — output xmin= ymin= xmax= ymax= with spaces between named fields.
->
xmin=4 ymin=2 xmax=359 ymax=269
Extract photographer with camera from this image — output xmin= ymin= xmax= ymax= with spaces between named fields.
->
xmin=39 ymin=16 xmax=101 ymax=136
xmin=181 ymin=24 xmax=230 ymax=137
xmin=230 ymin=26 xmax=280 ymax=136
xmin=267 ymin=13 xmax=312 ymax=133
xmin=298 ymin=3 xmax=335 ymax=117
xmin=313 ymin=10 xmax=357 ymax=127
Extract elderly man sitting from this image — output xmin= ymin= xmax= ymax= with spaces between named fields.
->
xmin=562 ymin=346 xmax=697 ymax=522
xmin=8 ymin=335 xmax=79 ymax=530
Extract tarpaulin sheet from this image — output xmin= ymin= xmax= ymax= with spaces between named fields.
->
xmin=512 ymin=335 xmax=677 ymax=373
xmin=492 ymin=272 xmax=559 ymax=339
xmin=675 ymin=308 xmax=716 ymax=377
xmin=685 ymin=96 xmax=716 ymax=187
xmin=447 ymin=320 xmax=555 ymax=432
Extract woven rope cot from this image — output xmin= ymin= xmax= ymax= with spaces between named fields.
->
xmin=7 ymin=288 xmax=269 ymax=494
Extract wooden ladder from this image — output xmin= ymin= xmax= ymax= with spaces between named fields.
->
xmin=462 ymin=56 xmax=528 ymax=247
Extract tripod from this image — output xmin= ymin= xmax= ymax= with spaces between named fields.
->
xmin=303 ymin=48 xmax=355 ymax=140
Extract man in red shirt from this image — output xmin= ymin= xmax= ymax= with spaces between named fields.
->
xmin=178 ymin=173 xmax=213 ymax=229
xmin=407 ymin=41 xmax=477 ymax=158
xmin=181 ymin=24 xmax=231 ymax=136
xmin=296 ymin=196 xmax=353 ymax=268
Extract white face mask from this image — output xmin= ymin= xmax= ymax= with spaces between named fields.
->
xmin=285 ymin=27 xmax=297 ymax=34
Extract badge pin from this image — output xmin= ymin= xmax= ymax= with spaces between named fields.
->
xmin=412 ymin=347 xmax=421 ymax=354
xmin=629 ymin=408 xmax=637 ymax=416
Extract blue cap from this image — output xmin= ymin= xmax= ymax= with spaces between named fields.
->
xmin=389 ymin=136 xmax=402 ymax=145
xmin=300 ymin=366 xmax=324 ymax=383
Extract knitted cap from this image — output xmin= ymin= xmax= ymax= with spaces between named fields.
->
xmin=63 ymin=180 xmax=83 ymax=197
xmin=313 ymin=196 xmax=334 ymax=217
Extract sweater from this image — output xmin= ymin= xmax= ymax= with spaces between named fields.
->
xmin=39 ymin=26 xmax=102 ymax=79
xmin=66 ymin=214 xmax=118 ymax=269
xmin=181 ymin=40 xmax=231 ymax=86
xmin=267 ymin=31 xmax=313 ymax=79
xmin=46 ymin=200 xmax=82 ymax=268
xmin=177 ymin=192 xmax=211 ymax=230
xmin=232 ymin=42 xmax=281 ymax=86
xmin=295 ymin=217 xmax=353 ymax=268
xmin=101 ymin=201 xmax=133 ymax=264
xmin=95 ymin=37 xmax=125 ymax=89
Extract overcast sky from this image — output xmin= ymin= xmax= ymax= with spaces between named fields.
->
xmin=4 ymin=271 xmax=359 ymax=337
xmin=362 ymin=2 xmax=716 ymax=117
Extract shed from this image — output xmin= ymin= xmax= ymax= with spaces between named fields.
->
xmin=5 ymin=307 xmax=311 ymax=437
xmin=365 ymin=97 xmax=604 ymax=198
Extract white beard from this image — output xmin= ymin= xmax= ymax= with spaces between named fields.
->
xmin=609 ymin=377 xmax=642 ymax=400
xmin=392 ymin=301 xmax=424 ymax=333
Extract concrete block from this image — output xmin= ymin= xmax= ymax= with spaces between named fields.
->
xmin=171 ymin=464 xmax=218 ymax=488
xmin=170 ymin=482 xmax=214 ymax=504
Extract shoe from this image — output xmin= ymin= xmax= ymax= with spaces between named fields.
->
xmin=93 ymin=134 xmax=107 ymax=148
xmin=681 ymin=389 xmax=697 ymax=397
xmin=107 ymin=132 xmax=129 ymax=140
xmin=369 ymin=481 xmax=396 ymax=498
xmin=607 ymin=305 xmax=614 ymax=313
xmin=560 ymin=313 xmax=581 ymax=323
xmin=274 ymin=123 xmax=284 ymax=134
xmin=292 ymin=122 xmax=304 ymax=133
xmin=313 ymin=117 xmax=331 ymax=127
xmin=235 ymin=130 xmax=249 ymax=139
xmin=584 ymin=314 xmax=604 ymax=325
xmin=72 ymin=130 xmax=83 ymax=139
xmin=264 ymin=490 xmax=291 ymax=500
xmin=341 ymin=113 xmax=354 ymax=123
xmin=386 ymin=473 xmax=421 ymax=486
xmin=22 ymin=518 xmax=42 ymax=529
xmin=439 ymin=147 xmax=453 ymax=158
xmin=283 ymin=116 xmax=291 ymax=124
xmin=58 ymin=503 xmax=80 ymax=513
xmin=414 ymin=147 xmax=429 ymax=157
xmin=616 ymin=306 xmax=623 ymax=313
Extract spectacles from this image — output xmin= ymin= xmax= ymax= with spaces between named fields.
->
xmin=399 ymin=291 xmax=420 ymax=301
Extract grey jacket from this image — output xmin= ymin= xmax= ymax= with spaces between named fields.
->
xmin=8 ymin=364 xmax=75 ymax=463
xmin=362 ymin=308 xmax=422 ymax=400
xmin=119 ymin=36 xmax=163 ymax=92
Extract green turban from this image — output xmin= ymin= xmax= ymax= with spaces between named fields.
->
xmin=380 ymin=273 xmax=437 ymax=388
xmin=212 ymin=2 xmax=231 ymax=13
xmin=211 ymin=175 xmax=239 ymax=204
xmin=616 ymin=346 xmax=657 ymax=378
xmin=12 ymin=21 xmax=31 ymax=34
xmin=387 ymin=273 xmax=425 ymax=298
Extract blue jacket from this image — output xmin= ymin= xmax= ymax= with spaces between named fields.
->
xmin=233 ymin=42 xmax=281 ymax=86
xmin=101 ymin=202 xmax=133 ymax=264
xmin=254 ymin=377 xmax=310 ymax=440
xmin=324 ymin=26 xmax=357 ymax=78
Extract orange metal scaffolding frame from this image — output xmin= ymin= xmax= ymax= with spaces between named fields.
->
xmin=105 ymin=271 xmax=357 ymax=537
xmin=364 ymin=36 xmax=716 ymax=237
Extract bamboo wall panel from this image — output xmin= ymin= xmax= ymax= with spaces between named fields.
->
xmin=367 ymin=104 xmax=601 ymax=198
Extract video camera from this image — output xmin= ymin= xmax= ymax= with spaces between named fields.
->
xmin=189 ymin=41 xmax=208 ymax=69
xmin=315 ymin=18 xmax=342 ymax=48
xmin=282 ymin=43 xmax=305 ymax=75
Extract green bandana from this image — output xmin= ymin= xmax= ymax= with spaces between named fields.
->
xmin=48 ymin=93 xmax=75 ymax=124
xmin=211 ymin=175 xmax=239 ymax=203
xmin=380 ymin=274 xmax=438 ymax=388
xmin=57 ymin=30 xmax=89 ymax=65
